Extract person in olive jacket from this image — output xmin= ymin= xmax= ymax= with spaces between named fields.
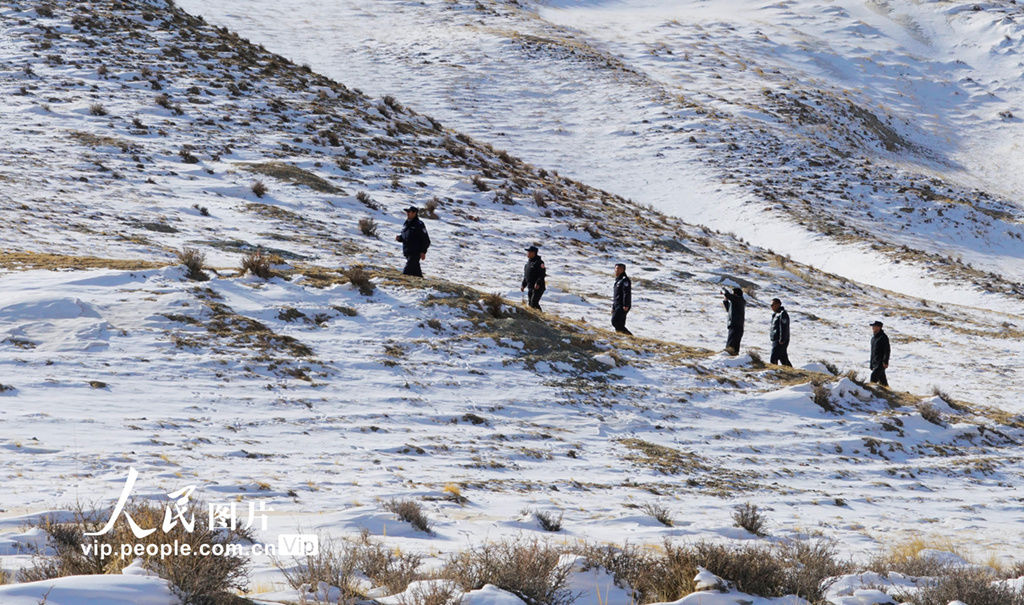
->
xmin=869 ymin=321 xmax=890 ymax=386
xmin=521 ymin=245 xmax=546 ymax=310
xmin=612 ymin=263 xmax=632 ymax=335
xmin=395 ymin=206 xmax=430 ymax=277
xmin=769 ymin=298 xmax=792 ymax=366
xmin=723 ymin=286 xmax=745 ymax=355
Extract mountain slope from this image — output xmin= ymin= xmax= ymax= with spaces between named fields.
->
xmin=0 ymin=0 xmax=1022 ymax=601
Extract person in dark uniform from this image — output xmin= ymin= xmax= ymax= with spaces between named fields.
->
xmin=521 ymin=245 xmax=546 ymax=311
xmin=869 ymin=321 xmax=890 ymax=386
xmin=769 ymin=298 xmax=792 ymax=366
xmin=612 ymin=263 xmax=632 ymax=335
xmin=395 ymin=206 xmax=430 ymax=277
xmin=723 ymin=286 xmax=745 ymax=355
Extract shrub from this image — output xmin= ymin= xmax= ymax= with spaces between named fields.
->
xmin=580 ymin=538 xmax=847 ymax=603
xmin=240 ymin=251 xmax=272 ymax=279
xmin=277 ymin=537 xmax=361 ymax=603
xmin=898 ymin=567 xmax=1024 ymax=605
xmin=356 ymin=191 xmax=381 ymax=210
xmin=472 ymin=175 xmax=489 ymax=192
xmin=344 ymin=266 xmax=375 ymax=296
xmin=641 ymin=502 xmax=673 ymax=527
xmin=748 ymin=350 xmax=765 ymax=369
xmin=732 ymin=502 xmax=767 ymax=536
xmin=251 ymin=180 xmax=267 ymax=198
xmin=155 ymin=93 xmax=172 ymax=109
xmin=358 ymin=541 xmax=423 ymax=594
xmin=176 ymin=247 xmax=208 ymax=281
xmin=37 ymin=5 xmax=54 ymax=17
xmin=532 ymin=509 xmax=563 ymax=532
xmin=818 ymin=359 xmax=839 ymax=375
xmin=178 ymin=146 xmax=199 ymax=164
xmin=811 ymin=381 xmax=836 ymax=413
xmin=533 ymin=190 xmax=548 ymax=207
xmin=444 ymin=538 xmax=576 ymax=605
xmin=358 ymin=217 xmax=378 ymax=238
xmin=89 ymin=103 xmax=107 ymax=116
xmin=482 ymin=293 xmax=504 ymax=318
xmin=918 ymin=402 xmax=944 ymax=426
xmin=422 ymin=197 xmax=440 ymax=219
xmin=20 ymin=501 xmax=249 ymax=604
xmin=398 ymin=581 xmax=461 ymax=605
xmin=385 ymin=499 xmax=431 ymax=534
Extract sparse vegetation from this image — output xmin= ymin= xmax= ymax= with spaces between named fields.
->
xmin=240 ymin=161 xmax=342 ymax=194
xmin=251 ymin=180 xmax=267 ymax=198
xmin=88 ymin=103 xmax=107 ymax=116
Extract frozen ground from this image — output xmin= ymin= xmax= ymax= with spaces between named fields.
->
xmin=0 ymin=0 xmax=1021 ymax=603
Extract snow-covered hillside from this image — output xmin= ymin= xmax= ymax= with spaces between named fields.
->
xmin=176 ymin=0 xmax=1024 ymax=307
xmin=0 ymin=0 xmax=1022 ymax=603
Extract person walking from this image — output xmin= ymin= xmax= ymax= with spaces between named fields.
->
xmin=869 ymin=320 xmax=890 ymax=386
xmin=612 ymin=263 xmax=632 ymax=335
xmin=395 ymin=206 xmax=430 ymax=277
xmin=521 ymin=245 xmax=546 ymax=311
xmin=723 ymin=286 xmax=745 ymax=355
xmin=769 ymin=298 xmax=792 ymax=366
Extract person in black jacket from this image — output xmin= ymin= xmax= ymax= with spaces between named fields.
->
xmin=769 ymin=298 xmax=791 ymax=366
xmin=723 ymin=286 xmax=745 ymax=355
xmin=521 ymin=245 xmax=546 ymax=310
xmin=395 ymin=206 xmax=430 ymax=277
xmin=612 ymin=263 xmax=632 ymax=335
xmin=869 ymin=321 xmax=890 ymax=386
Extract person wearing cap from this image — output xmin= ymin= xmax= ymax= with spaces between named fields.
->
xmin=769 ymin=298 xmax=791 ymax=366
xmin=521 ymin=245 xmax=546 ymax=311
xmin=869 ymin=321 xmax=890 ymax=386
xmin=612 ymin=263 xmax=632 ymax=335
xmin=722 ymin=286 xmax=745 ymax=355
xmin=395 ymin=206 xmax=430 ymax=277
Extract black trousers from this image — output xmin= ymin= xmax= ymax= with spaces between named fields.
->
xmin=403 ymin=255 xmax=422 ymax=277
xmin=726 ymin=327 xmax=743 ymax=354
xmin=770 ymin=343 xmax=792 ymax=366
xmin=870 ymin=366 xmax=888 ymax=387
xmin=527 ymin=287 xmax=544 ymax=311
xmin=612 ymin=309 xmax=632 ymax=335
